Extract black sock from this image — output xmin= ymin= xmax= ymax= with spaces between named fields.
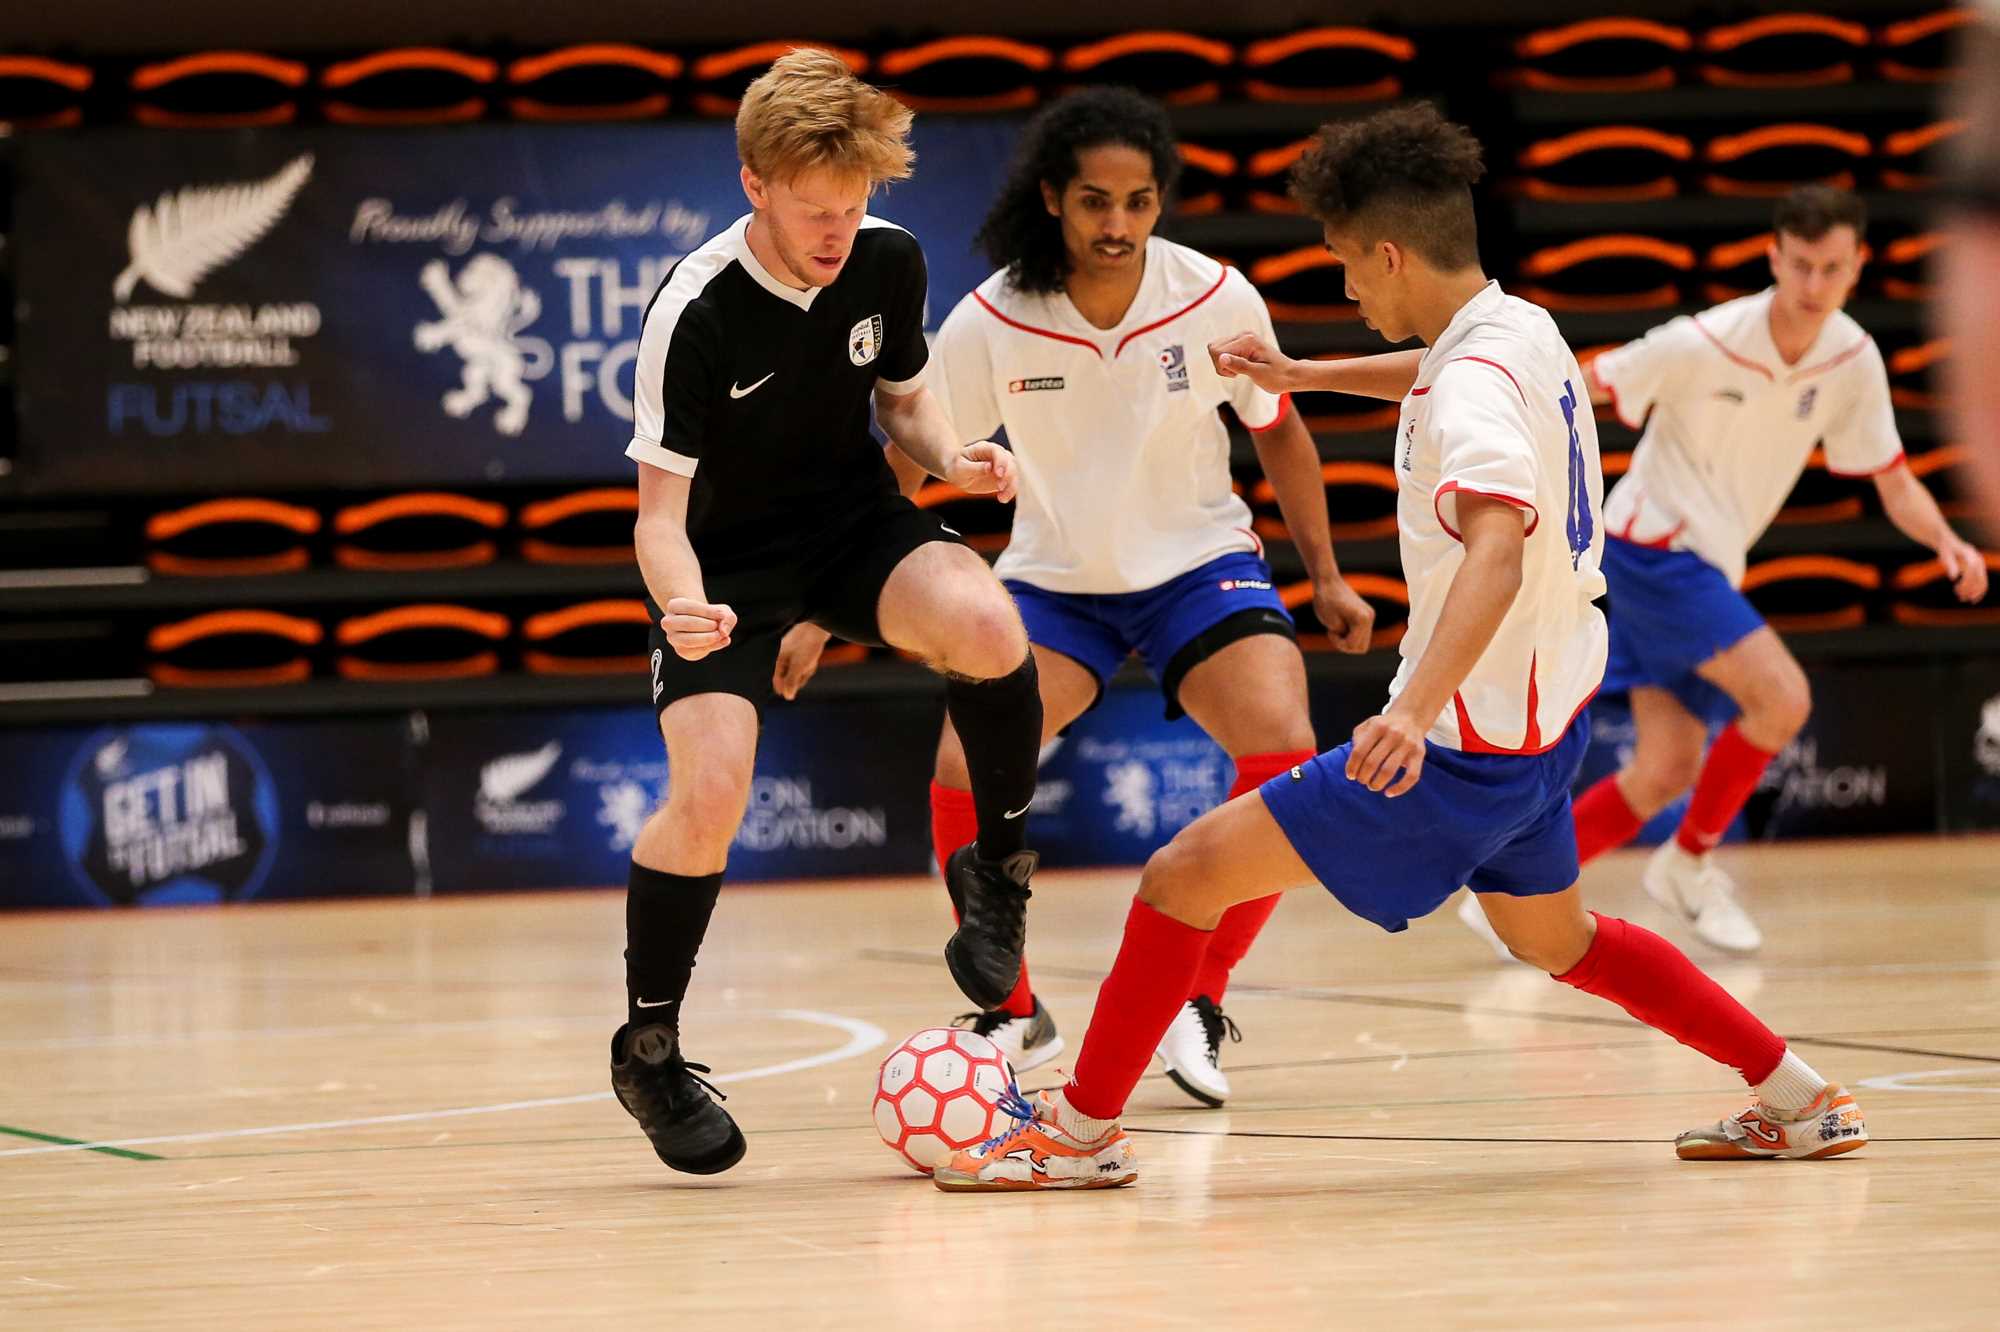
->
xmin=624 ymin=863 xmax=724 ymax=1034
xmin=944 ymin=652 xmax=1042 ymax=860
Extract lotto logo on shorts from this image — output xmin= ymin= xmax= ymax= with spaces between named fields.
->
xmin=1219 ymin=578 xmax=1272 ymax=592
xmin=1009 ymin=377 xmax=1065 ymax=393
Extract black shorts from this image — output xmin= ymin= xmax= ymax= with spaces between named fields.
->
xmin=646 ymin=492 xmax=963 ymax=718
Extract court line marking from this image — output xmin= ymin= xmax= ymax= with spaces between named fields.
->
xmin=0 ymin=1123 xmax=162 ymax=1161
xmin=1127 ymin=1126 xmax=1999 ymax=1145
xmin=0 ymin=1014 xmax=618 ymax=1053
xmin=1859 ymin=1068 xmax=2000 ymax=1094
xmin=0 ymin=1009 xmax=883 ymax=1161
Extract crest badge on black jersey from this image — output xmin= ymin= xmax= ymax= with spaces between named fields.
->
xmin=849 ymin=314 xmax=883 ymax=366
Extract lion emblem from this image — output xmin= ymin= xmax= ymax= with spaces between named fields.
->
xmin=414 ymin=255 xmax=549 ymax=436
xmin=1103 ymin=760 xmax=1157 ymax=838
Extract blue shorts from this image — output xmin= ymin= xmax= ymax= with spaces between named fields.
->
xmin=1600 ymin=537 xmax=1764 ymax=725
xmin=1261 ymin=709 xmax=1591 ymax=933
xmin=1006 ymin=552 xmax=1295 ymax=720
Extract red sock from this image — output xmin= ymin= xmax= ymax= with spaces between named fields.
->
xmin=1556 ymin=913 xmax=1785 ymax=1084
xmin=1188 ymin=750 xmax=1311 ymax=1002
xmin=930 ymin=780 xmax=1035 ymax=1017
xmin=1067 ymin=898 xmax=1213 ymax=1120
xmin=1572 ymin=774 xmax=1645 ymax=865
xmin=1675 ymin=723 xmax=1777 ymax=854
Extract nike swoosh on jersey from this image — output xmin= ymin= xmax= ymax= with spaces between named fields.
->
xmin=730 ymin=372 xmax=775 ymax=399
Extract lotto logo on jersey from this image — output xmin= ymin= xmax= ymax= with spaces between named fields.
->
xmin=1218 ymin=578 xmax=1272 ymax=592
xmin=1158 ymin=344 xmax=1190 ymax=392
xmin=1009 ymin=377 xmax=1065 ymax=393
xmin=849 ymin=314 xmax=883 ymax=366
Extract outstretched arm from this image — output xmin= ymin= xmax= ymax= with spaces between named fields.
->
xmin=1873 ymin=460 xmax=1990 ymax=602
xmin=1210 ymin=333 xmax=1423 ymax=402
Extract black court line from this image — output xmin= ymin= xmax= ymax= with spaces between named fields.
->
xmin=1125 ymin=1126 xmax=2000 ymax=1145
xmin=861 ymin=947 xmax=2000 ymax=1065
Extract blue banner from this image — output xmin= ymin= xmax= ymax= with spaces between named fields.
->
xmin=11 ymin=118 xmax=1019 ymax=495
xmin=0 ymin=718 xmax=416 ymax=907
xmin=419 ymin=698 xmax=940 ymax=891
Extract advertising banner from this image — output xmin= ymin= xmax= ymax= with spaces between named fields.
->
xmin=1938 ymin=661 xmax=2000 ymax=833
xmin=0 ymin=717 xmax=416 ymax=907
xmin=419 ymin=698 xmax=940 ymax=892
xmin=1749 ymin=664 xmax=1938 ymax=840
xmin=10 ymin=118 xmax=1019 ymax=494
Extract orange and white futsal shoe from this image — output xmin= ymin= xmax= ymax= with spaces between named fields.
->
xmin=1675 ymin=1083 xmax=1868 ymax=1160
xmin=932 ymin=1086 xmax=1138 ymax=1192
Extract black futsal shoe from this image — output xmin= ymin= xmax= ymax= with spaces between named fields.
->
xmin=609 ymin=1023 xmax=746 ymax=1175
xmin=943 ymin=845 xmax=1037 ymax=1009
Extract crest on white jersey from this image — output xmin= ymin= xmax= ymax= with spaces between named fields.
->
xmin=850 ymin=314 xmax=884 ymax=366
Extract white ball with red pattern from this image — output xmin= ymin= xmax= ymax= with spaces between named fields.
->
xmin=872 ymin=1026 xmax=1016 ymax=1175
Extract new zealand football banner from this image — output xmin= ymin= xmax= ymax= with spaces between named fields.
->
xmin=419 ymin=698 xmax=939 ymax=892
xmin=0 ymin=718 xmax=416 ymax=907
xmin=9 ymin=119 xmax=1019 ymax=495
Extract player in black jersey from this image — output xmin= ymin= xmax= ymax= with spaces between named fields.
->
xmin=608 ymin=49 xmax=1045 ymax=1175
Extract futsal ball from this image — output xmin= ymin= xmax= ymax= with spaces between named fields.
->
xmin=872 ymin=1027 xmax=1016 ymax=1175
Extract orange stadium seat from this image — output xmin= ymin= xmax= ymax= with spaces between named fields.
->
xmin=1244 ymin=137 xmax=1313 ymax=213
xmin=1503 ymin=18 xmax=1691 ymax=93
xmin=506 ymin=45 xmax=680 ymax=121
xmin=1517 ymin=235 xmax=1695 ymax=312
xmin=147 ymin=609 xmax=322 ymax=688
xmin=1248 ymin=246 xmax=1358 ymax=323
xmin=1281 ymin=574 xmax=1409 ymax=651
xmin=1697 ymin=14 xmax=1868 ymax=88
xmin=320 ymin=48 xmax=495 ymax=125
xmin=1240 ymin=28 xmax=1413 ymax=103
xmin=335 ymin=605 xmax=508 ymax=681
xmin=1515 ymin=126 xmax=1694 ymax=202
xmin=1879 ymin=119 xmax=1969 ymax=192
xmin=1174 ymin=143 xmax=1237 ymax=215
xmin=521 ymin=600 xmax=653 ymax=675
xmin=145 ymin=497 xmax=321 ymax=577
xmin=1891 ymin=552 xmax=2000 ymax=625
xmin=1061 ymin=32 xmax=1233 ymax=105
xmin=687 ymin=42 xmax=867 ymax=117
xmin=518 ymin=488 xmax=639 ymax=565
xmin=1877 ymin=8 xmax=1975 ymax=83
xmin=1740 ymin=555 xmax=1881 ymax=632
xmin=875 ymin=36 xmax=1051 ymax=112
xmin=0 ymin=55 xmax=92 ymax=129
xmin=1702 ymin=123 xmax=1870 ymax=196
xmin=129 ymin=50 xmax=305 ymax=127
xmin=1888 ymin=338 xmax=1951 ymax=411
xmin=332 ymin=493 xmax=506 ymax=571
xmin=1249 ymin=461 xmax=1400 ymax=543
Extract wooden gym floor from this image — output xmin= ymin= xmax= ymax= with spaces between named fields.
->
xmin=4 ymin=836 xmax=1999 ymax=1330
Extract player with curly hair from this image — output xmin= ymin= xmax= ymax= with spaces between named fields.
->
xmin=934 ymin=104 xmax=1867 ymax=1192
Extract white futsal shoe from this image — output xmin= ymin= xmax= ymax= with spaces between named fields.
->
xmin=1676 ymin=1083 xmax=1868 ymax=1160
xmin=1156 ymin=996 xmax=1239 ymax=1107
xmin=956 ymin=998 xmax=1065 ymax=1073
xmin=1455 ymin=890 xmax=1520 ymax=964
xmin=1643 ymin=842 xmax=1763 ymax=954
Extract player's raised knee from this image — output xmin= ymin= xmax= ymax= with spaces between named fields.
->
xmin=1137 ymin=828 xmax=1232 ymax=928
xmin=941 ymin=589 xmax=1031 ymax=680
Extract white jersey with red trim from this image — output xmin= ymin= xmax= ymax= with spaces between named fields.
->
xmin=1390 ymin=281 xmax=1608 ymax=754
xmin=1590 ymin=288 xmax=1904 ymax=586
xmin=927 ymin=237 xmax=1288 ymax=594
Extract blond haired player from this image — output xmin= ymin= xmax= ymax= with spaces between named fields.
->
xmin=611 ymin=50 xmax=1047 ymax=1176
xmin=936 ymin=106 xmax=1866 ymax=1193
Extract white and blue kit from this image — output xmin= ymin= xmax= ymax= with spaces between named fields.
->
xmin=1590 ymin=288 xmax=1904 ymax=720
xmin=927 ymin=237 xmax=1297 ymax=717
xmin=1262 ymin=282 xmax=1609 ymax=931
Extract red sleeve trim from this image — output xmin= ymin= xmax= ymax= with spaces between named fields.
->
xmin=1447 ymin=355 xmax=1527 ymax=405
xmin=1435 ymin=481 xmax=1541 ymax=541
xmin=1827 ymin=450 xmax=1907 ymax=479
xmin=1692 ymin=315 xmax=1775 ymax=381
xmin=1245 ymin=391 xmax=1293 ymax=432
xmin=1113 ymin=268 xmax=1229 ymax=357
xmin=972 ymin=290 xmax=1102 ymax=358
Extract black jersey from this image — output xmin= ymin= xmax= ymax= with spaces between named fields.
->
xmin=625 ymin=214 xmax=931 ymax=571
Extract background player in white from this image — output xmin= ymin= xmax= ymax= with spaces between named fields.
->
xmin=1550 ymin=186 xmax=1987 ymax=954
xmin=778 ymin=88 xmax=1374 ymax=1102
xmin=936 ymin=106 xmax=1865 ymax=1192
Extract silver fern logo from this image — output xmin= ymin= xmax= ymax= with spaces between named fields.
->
xmin=113 ymin=155 xmax=315 ymax=302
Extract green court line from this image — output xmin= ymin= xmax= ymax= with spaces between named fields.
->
xmin=0 ymin=1123 xmax=162 ymax=1161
